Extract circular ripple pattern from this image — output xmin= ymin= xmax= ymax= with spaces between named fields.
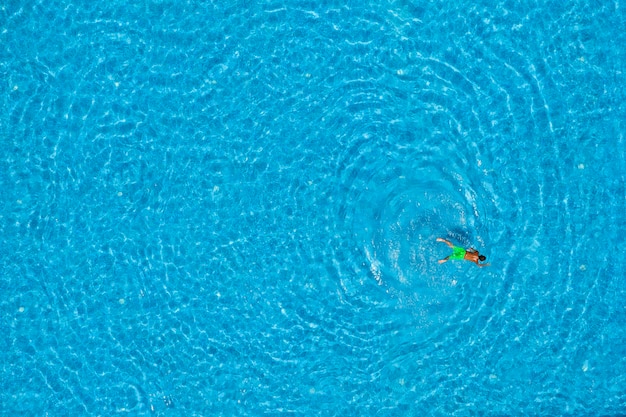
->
xmin=330 ymin=2 xmax=626 ymax=413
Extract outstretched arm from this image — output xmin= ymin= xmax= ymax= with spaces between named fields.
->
xmin=436 ymin=238 xmax=454 ymax=248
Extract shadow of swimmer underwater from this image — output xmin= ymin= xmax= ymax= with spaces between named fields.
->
xmin=436 ymin=237 xmax=490 ymax=267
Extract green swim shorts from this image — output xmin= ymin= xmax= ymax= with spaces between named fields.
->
xmin=449 ymin=246 xmax=466 ymax=260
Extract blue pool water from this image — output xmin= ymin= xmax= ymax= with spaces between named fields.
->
xmin=2 ymin=1 xmax=626 ymax=415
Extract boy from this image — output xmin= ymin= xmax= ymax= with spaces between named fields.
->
xmin=437 ymin=238 xmax=490 ymax=267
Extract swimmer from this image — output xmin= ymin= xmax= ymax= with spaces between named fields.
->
xmin=437 ymin=238 xmax=490 ymax=267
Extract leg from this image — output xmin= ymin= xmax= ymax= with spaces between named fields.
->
xmin=436 ymin=238 xmax=454 ymax=248
xmin=438 ymin=256 xmax=449 ymax=264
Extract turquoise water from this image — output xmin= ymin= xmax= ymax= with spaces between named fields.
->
xmin=2 ymin=1 xmax=626 ymax=415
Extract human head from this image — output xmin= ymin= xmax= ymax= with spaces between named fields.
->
xmin=479 ymin=255 xmax=486 ymax=262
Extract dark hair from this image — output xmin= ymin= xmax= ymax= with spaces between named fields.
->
xmin=479 ymin=255 xmax=486 ymax=261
